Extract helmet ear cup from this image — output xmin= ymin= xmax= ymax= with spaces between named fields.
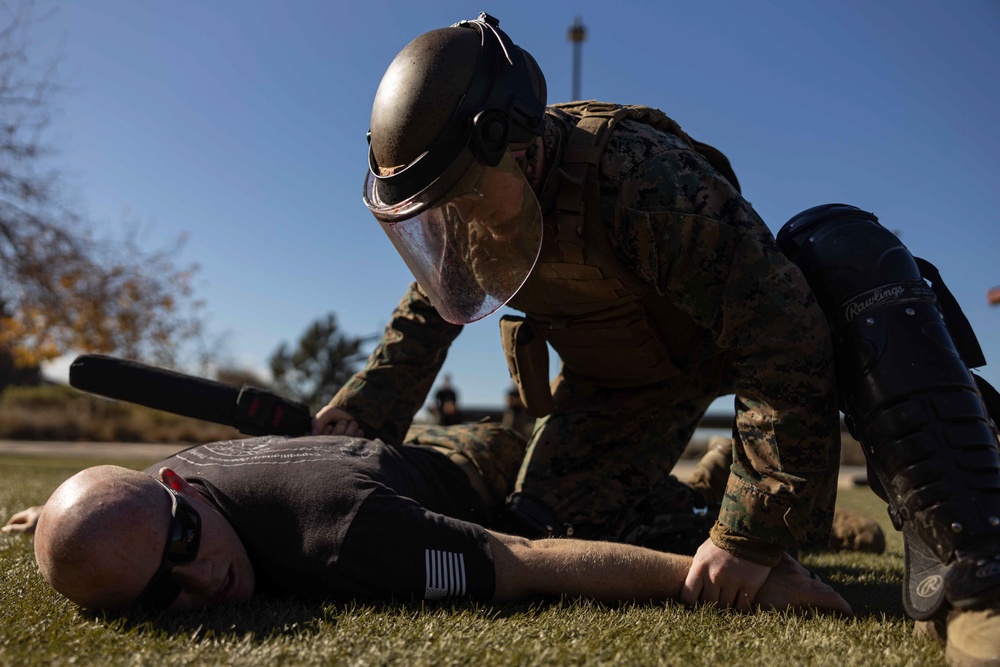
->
xmin=521 ymin=49 xmax=547 ymax=114
xmin=472 ymin=110 xmax=511 ymax=166
xmin=503 ymin=46 xmax=546 ymax=147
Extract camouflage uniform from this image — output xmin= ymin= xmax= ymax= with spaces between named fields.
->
xmin=404 ymin=421 xmax=527 ymax=510
xmin=332 ymin=102 xmax=841 ymax=566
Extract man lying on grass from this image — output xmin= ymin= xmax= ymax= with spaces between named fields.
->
xmin=6 ymin=425 xmax=850 ymax=615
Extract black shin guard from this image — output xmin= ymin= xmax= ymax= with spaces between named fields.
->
xmin=777 ymin=203 xmax=1000 ymax=619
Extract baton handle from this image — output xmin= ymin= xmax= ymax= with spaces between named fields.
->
xmin=68 ymin=354 xmax=312 ymax=436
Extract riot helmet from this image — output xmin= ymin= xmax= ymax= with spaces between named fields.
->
xmin=364 ymin=13 xmax=547 ymax=324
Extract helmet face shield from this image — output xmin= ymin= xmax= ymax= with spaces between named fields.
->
xmin=365 ymin=150 xmax=542 ymax=324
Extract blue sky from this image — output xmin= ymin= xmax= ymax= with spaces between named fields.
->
xmin=32 ymin=1 xmax=1000 ymax=413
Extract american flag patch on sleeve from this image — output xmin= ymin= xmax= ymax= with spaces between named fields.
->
xmin=424 ymin=549 xmax=467 ymax=600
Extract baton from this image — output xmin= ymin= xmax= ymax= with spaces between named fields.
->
xmin=68 ymin=354 xmax=312 ymax=436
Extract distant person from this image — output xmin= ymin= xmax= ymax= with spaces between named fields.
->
xmin=6 ymin=425 xmax=849 ymax=616
xmin=432 ymin=374 xmax=461 ymax=425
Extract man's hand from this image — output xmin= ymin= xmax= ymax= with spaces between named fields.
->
xmin=681 ymin=538 xmax=771 ymax=611
xmin=754 ymin=552 xmax=852 ymax=616
xmin=2 ymin=506 xmax=42 ymax=534
xmin=312 ymin=404 xmax=365 ymax=437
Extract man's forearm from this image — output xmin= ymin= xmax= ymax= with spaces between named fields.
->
xmin=487 ymin=532 xmax=690 ymax=603
xmin=486 ymin=531 xmax=854 ymax=617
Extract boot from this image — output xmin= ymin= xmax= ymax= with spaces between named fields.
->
xmin=913 ymin=610 xmax=947 ymax=643
xmin=830 ymin=506 xmax=886 ymax=554
xmin=685 ymin=436 xmax=732 ymax=506
xmin=914 ymin=606 xmax=1000 ymax=667
xmin=946 ymin=607 xmax=1000 ymax=667
xmin=684 ymin=436 xmax=886 ymax=554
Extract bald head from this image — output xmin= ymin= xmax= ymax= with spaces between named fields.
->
xmin=35 ymin=465 xmax=168 ymax=610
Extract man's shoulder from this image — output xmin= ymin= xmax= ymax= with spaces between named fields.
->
xmin=546 ymin=102 xmax=693 ymax=178
xmin=547 ymin=102 xmax=690 ymax=144
xmin=156 ymin=435 xmax=388 ymax=476
xmin=596 ymin=117 xmax=694 ymax=195
xmin=606 ymin=116 xmax=692 ymax=155
xmin=544 ymin=104 xmax=580 ymax=125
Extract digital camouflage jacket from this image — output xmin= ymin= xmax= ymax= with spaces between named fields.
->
xmin=331 ymin=102 xmax=841 ymax=563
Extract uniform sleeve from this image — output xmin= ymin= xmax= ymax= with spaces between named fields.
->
xmin=329 ymin=282 xmax=464 ymax=445
xmin=334 ymin=486 xmax=496 ymax=601
xmin=604 ymin=122 xmax=840 ymax=560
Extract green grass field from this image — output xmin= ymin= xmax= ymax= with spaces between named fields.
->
xmin=0 ymin=453 xmax=945 ymax=666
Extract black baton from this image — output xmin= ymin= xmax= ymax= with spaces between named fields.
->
xmin=68 ymin=354 xmax=312 ymax=436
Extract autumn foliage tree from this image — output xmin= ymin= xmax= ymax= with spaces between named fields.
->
xmin=0 ymin=3 xmax=204 ymax=391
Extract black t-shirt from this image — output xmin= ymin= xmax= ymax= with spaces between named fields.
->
xmin=147 ymin=435 xmax=496 ymax=601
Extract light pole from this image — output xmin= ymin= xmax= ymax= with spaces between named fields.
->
xmin=568 ymin=17 xmax=586 ymax=101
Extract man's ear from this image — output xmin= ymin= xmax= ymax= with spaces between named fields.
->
xmin=157 ymin=468 xmax=196 ymax=496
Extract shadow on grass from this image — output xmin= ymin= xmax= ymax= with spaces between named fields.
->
xmin=80 ymin=576 xmax=899 ymax=641
xmin=82 ymin=593 xmax=599 ymax=641
xmin=808 ymin=560 xmax=907 ymax=620
xmin=85 ymin=595 xmax=546 ymax=639
xmin=89 ymin=597 xmax=331 ymax=639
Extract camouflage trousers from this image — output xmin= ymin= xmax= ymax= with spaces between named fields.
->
xmin=404 ymin=421 xmax=528 ymax=510
xmin=515 ymin=359 xmax=734 ymax=550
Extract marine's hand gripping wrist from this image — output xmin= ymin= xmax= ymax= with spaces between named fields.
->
xmin=680 ymin=538 xmax=771 ymax=612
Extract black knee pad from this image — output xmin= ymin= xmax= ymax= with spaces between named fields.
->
xmin=776 ymin=204 xmax=1000 ymax=552
xmin=778 ymin=204 xmax=1000 ymax=617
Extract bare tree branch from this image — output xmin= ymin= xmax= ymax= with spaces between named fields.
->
xmin=0 ymin=1 xmax=209 ymax=387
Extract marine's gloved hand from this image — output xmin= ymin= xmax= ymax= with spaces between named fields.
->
xmin=681 ymin=538 xmax=770 ymax=611
xmin=312 ymin=404 xmax=365 ymax=437
xmin=2 ymin=505 xmax=42 ymax=534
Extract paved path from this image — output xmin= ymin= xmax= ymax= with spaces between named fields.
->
xmin=0 ymin=440 xmax=190 ymax=460
xmin=0 ymin=439 xmax=870 ymax=489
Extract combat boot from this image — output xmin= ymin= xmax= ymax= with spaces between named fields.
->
xmin=914 ymin=606 xmax=1000 ymax=667
xmin=684 ymin=436 xmax=886 ymax=554
xmin=947 ymin=606 xmax=1000 ymax=667
xmin=913 ymin=610 xmax=947 ymax=643
xmin=685 ymin=436 xmax=732 ymax=505
xmin=830 ymin=506 xmax=886 ymax=554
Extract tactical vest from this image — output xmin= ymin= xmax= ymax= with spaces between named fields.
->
xmin=501 ymin=102 xmax=740 ymax=416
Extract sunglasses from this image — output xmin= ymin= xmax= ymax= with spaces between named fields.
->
xmin=135 ymin=481 xmax=202 ymax=610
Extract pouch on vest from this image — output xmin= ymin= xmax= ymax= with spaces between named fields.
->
xmin=499 ymin=315 xmax=555 ymax=418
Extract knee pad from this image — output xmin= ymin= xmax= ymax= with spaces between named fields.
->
xmin=778 ymin=203 xmax=1000 ymax=618
xmin=775 ymin=203 xmax=1000 ymax=546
